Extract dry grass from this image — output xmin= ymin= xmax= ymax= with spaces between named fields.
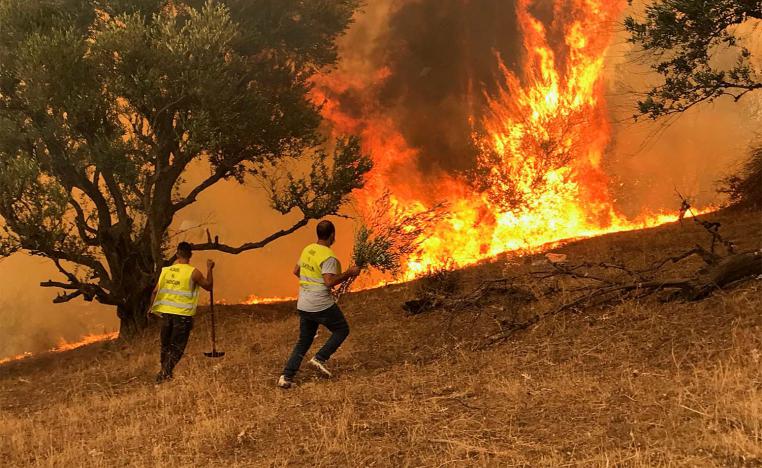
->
xmin=1 ymin=210 xmax=761 ymax=467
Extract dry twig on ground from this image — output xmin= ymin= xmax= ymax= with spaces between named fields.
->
xmin=482 ymin=201 xmax=762 ymax=344
xmin=402 ymin=262 xmax=462 ymax=315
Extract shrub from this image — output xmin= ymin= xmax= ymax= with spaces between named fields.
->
xmin=721 ymin=145 xmax=762 ymax=210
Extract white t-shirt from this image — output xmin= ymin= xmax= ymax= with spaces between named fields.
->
xmin=296 ymin=256 xmax=340 ymax=312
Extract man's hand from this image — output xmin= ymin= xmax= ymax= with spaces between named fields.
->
xmin=194 ymin=261 xmax=215 ymax=292
xmin=324 ymin=266 xmax=362 ymax=288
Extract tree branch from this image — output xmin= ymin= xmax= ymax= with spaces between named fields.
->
xmin=40 ymin=279 xmax=120 ymax=305
xmin=52 ymin=290 xmax=84 ymax=304
xmin=651 ymin=82 xmax=762 ymax=117
xmin=189 ymin=217 xmax=310 ymax=254
xmin=150 ymin=95 xmax=188 ymax=136
xmin=34 ymin=126 xmax=114 ymax=230
xmin=68 ymin=196 xmax=99 ymax=246
xmin=102 ymin=170 xmax=129 ymax=225
xmin=172 ymin=164 xmax=232 ymax=213
xmin=52 ymin=258 xmax=80 ymax=285
xmin=44 ymin=248 xmax=110 ymax=283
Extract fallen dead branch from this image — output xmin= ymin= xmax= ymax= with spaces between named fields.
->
xmin=483 ymin=201 xmax=761 ymax=346
xmin=541 ymin=197 xmax=759 ymax=310
xmin=403 ymin=277 xmax=536 ymax=316
xmin=401 ymin=198 xmax=761 ymax=347
xmin=482 ymin=249 xmax=761 ymax=346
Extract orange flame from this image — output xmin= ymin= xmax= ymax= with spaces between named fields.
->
xmin=0 ymin=331 xmax=118 ymax=365
xmin=53 ymin=332 xmax=119 ymax=352
xmin=241 ymin=295 xmax=295 ymax=305
xmin=307 ymin=0 xmax=705 ymax=281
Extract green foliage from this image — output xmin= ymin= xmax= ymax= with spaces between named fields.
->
xmin=0 ymin=156 xmax=70 ymax=259
xmin=269 ymin=137 xmax=373 ymax=219
xmin=351 ymin=193 xmax=447 ymax=276
xmin=334 ymin=194 xmax=447 ymax=299
xmin=0 ymin=0 xmax=367 ymax=332
xmin=625 ymin=0 xmax=762 ymax=118
xmin=0 ymin=157 xmax=68 ymax=242
xmin=352 ymin=225 xmax=396 ymax=273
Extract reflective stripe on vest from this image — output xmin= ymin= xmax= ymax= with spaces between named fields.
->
xmin=151 ymin=264 xmax=199 ymax=317
xmin=153 ymin=300 xmax=195 ymax=310
xmin=298 ymin=243 xmax=337 ymax=289
xmin=158 ymin=289 xmax=196 ymax=298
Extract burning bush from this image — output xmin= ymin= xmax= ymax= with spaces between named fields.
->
xmin=721 ymin=144 xmax=762 ymax=210
xmin=351 ymin=193 xmax=447 ymax=275
xmin=335 ymin=193 xmax=447 ymax=298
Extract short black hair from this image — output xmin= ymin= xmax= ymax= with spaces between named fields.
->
xmin=316 ymin=220 xmax=335 ymax=241
xmin=177 ymin=241 xmax=193 ymax=259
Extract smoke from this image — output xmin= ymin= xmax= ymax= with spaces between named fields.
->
xmin=604 ymin=6 xmax=760 ymax=213
xmin=374 ymin=0 xmax=522 ymax=173
xmin=328 ymin=0 xmax=523 ymax=175
xmin=328 ymin=0 xmax=758 ymax=208
xmin=0 ymin=255 xmax=116 ymax=360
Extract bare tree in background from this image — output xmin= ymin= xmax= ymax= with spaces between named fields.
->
xmin=0 ymin=0 xmax=371 ymax=338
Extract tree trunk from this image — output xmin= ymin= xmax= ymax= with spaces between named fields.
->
xmin=689 ymin=251 xmax=762 ymax=300
xmin=104 ymin=236 xmax=158 ymax=340
xmin=116 ymin=286 xmax=153 ymax=339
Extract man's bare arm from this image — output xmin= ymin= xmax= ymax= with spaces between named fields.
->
xmin=323 ymin=266 xmax=361 ymax=289
xmin=193 ymin=260 xmax=215 ymax=291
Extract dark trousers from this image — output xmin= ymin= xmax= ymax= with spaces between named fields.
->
xmin=283 ymin=304 xmax=350 ymax=379
xmin=159 ymin=314 xmax=193 ymax=378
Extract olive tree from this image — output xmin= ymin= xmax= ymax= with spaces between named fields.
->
xmin=0 ymin=0 xmax=371 ymax=337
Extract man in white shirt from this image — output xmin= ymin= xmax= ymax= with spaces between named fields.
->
xmin=278 ymin=220 xmax=359 ymax=388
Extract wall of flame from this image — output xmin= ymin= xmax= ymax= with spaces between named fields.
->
xmin=310 ymin=0 xmax=737 ymax=279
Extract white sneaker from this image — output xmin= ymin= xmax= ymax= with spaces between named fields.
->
xmin=309 ymin=357 xmax=332 ymax=378
xmin=277 ymin=375 xmax=294 ymax=389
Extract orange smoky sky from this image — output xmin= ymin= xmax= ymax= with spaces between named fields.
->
xmin=605 ymin=2 xmax=761 ymax=213
xmin=0 ymin=255 xmax=117 ymax=358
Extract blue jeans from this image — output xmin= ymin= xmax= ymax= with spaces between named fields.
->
xmin=283 ymin=304 xmax=350 ymax=379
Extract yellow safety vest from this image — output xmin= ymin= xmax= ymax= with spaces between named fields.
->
xmin=299 ymin=243 xmax=339 ymax=290
xmin=151 ymin=263 xmax=200 ymax=317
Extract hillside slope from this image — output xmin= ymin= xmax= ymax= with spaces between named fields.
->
xmin=1 ymin=210 xmax=761 ymax=467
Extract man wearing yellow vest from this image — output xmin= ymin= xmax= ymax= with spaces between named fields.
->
xmin=149 ymin=241 xmax=214 ymax=384
xmin=278 ymin=220 xmax=360 ymax=388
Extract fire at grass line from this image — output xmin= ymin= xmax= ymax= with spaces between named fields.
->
xmin=399 ymin=197 xmax=762 ymax=346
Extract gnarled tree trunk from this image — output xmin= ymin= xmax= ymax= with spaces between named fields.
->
xmin=116 ymin=284 xmax=154 ymax=339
